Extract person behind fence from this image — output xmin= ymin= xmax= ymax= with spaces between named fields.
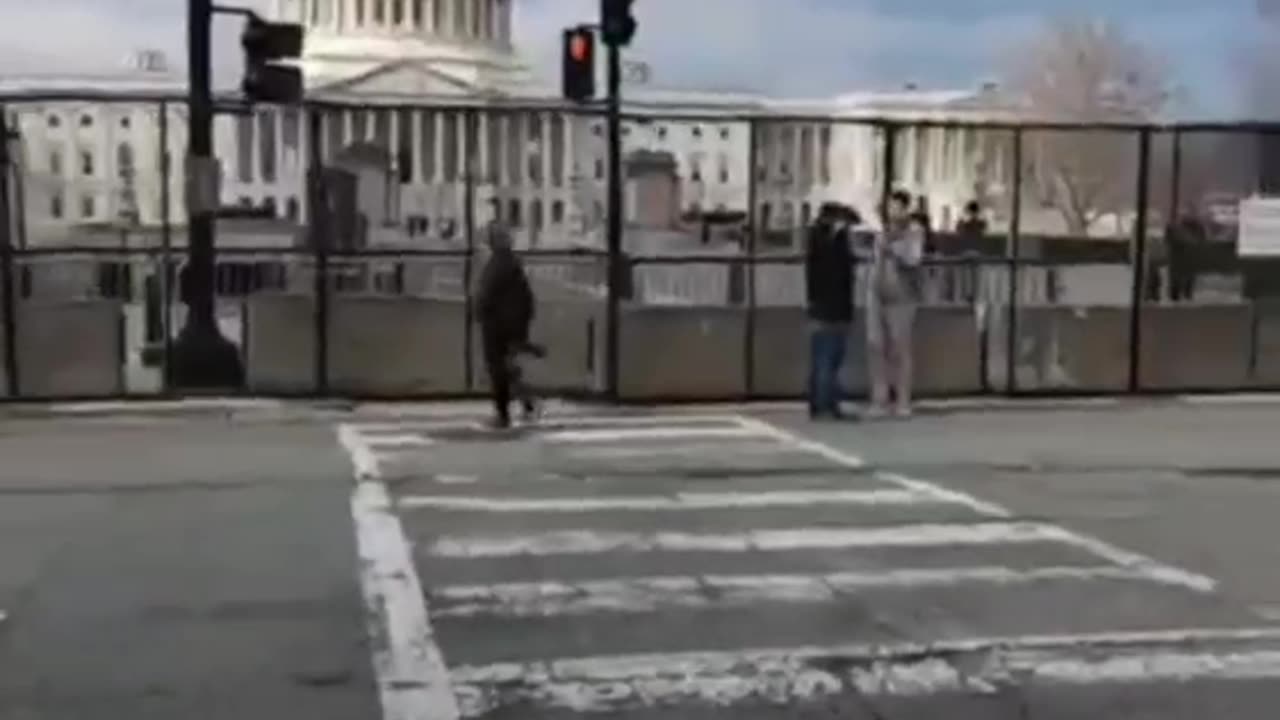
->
xmin=804 ymin=202 xmax=857 ymax=420
xmin=476 ymin=221 xmax=541 ymax=429
xmin=867 ymin=190 xmax=925 ymax=418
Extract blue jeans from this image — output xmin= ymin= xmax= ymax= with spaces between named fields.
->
xmin=808 ymin=323 xmax=848 ymax=417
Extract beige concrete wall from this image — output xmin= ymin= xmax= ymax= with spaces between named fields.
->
xmin=328 ymin=297 xmax=467 ymax=396
xmin=986 ymin=306 xmax=1131 ymax=391
xmin=1251 ymin=303 xmax=1280 ymax=387
xmin=1140 ymin=304 xmax=1253 ymax=390
xmin=618 ymin=305 xmax=748 ymax=400
xmin=244 ymin=294 xmax=316 ymax=394
xmin=471 ymin=299 xmax=605 ymax=394
xmin=15 ymin=300 xmax=122 ymax=397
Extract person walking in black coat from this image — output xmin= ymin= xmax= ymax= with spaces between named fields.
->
xmin=476 ymin=223 xmax=538 ymax=429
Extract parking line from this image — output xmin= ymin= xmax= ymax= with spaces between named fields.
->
xmin=340 ymin=424 xmax=461 ymax=720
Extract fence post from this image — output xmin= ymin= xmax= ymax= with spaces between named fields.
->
xmin=307 ymin=106 xmax=330 ymax=396
xmin=0 ymin=106 xmax=19 ymax=397
xmin=1127 ymin=127 xmax=1153 ymax=393
xmin=1168 ymin=128 xmax=1182 ymax=218
xmin=462 ymin=109 xmax=478 ymax=393
xmin=1005 ymin=128 xmax=1024 ymax=394
xmin=158 ymin=100 xmax=174 ymax=392
xmin=743 ymin=118 xmax=760 ymax=398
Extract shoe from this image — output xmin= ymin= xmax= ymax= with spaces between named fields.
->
xmin=893 ymin=405 xmax=913 ymax=419
xmin=487 ymin=415 xmax=511 ymax=431
xmin=520 ymin=399 xmax=543 ymax=424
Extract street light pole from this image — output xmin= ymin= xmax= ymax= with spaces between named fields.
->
xmin=172 ymin=0 xmax=243 ymax=389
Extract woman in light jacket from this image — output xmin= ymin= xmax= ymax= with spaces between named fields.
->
xmin=866 ymin=190 xmax=925 ymax=418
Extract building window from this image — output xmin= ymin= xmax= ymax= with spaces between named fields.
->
xmin=80 ymin=194 xmax=95 ymax=219
xmin=594 ymin=157 xmax=604 ymax=180
xmin=657 ymin=126 xmax=667 ymax=140
xmin=120 ymin=116 xmax=131 ymax=130
xmin=508 ymin=198 xmax=522 ymax=227
xmin=720 ymin=127 xmax=729 ymax=140
xmin=49 ymin=150 xmax=63 ymax=176
xmin=551 ymin=200 xmax=564 ymax=223
xmin=592 ymin=124 xmax=602 ymax=137
xmin=690 ymin=163 xmax=702 ymax=182
xmin=79 ymin=114 xmax=93 ymax=128
xmin=47 ymin=115 xmax=60 ymax=129
xmin=692 ymin=125 xmax=702 ymax=139
xmin=50 ymin=193 xmax=63 ymax=219
xmin=531 ymin=200 xmax=543 ymax=230
xmin=80 ymin=150 xmax=94 ymax=177
xmin=286 ymin=196 xmax=299 ymax=220
xmin=263 ymin=196 xmax=278 ymax=216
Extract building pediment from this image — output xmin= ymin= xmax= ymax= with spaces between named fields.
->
xmin=308 ymin=59 xmax=499 ymax=100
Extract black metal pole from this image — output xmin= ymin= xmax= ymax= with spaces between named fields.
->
xmin=158 ymin=101 xmax=174 ymax=391
xmin=462 ymin=109 xmax=477 ymax=392
xmin=879 ymin=122 xmax=897 ymax=222
xmin=1005 ymin=129 xmax=1024 ymax=394
xmin=604 ymin=43 xmax=623 ymax=402
xmin=1168 ymin=128 xmax=1182 ymax=220
xmin=743 ymin=119 xmax=759 ymax=398
xmin=171 ymin=0 xmax=244 ymax=389
xmin=1127 ymin=128 xmax=1152 ymax=393
xmin=0 ymin=110 xmax=19 ymax=396
xmin=308 ymin=107 xmax=329 ymax=395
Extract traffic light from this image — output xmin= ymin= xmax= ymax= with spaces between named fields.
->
xmin=562 ymin=26 xmax=596 ymax=102
xmin=600 ymin=0 xmax=637 ymax=47
xmin=241 ymin=16 xmax=305 ymax=103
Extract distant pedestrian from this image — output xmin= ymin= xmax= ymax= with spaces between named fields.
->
xmin=804 ymin=202 xmax=857 ymax=420
xmin=475 ymin=221 xmax=541 ymax=429
xmin=867 ymin=190 xmax=925 ymax=418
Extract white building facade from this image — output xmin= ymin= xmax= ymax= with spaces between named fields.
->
xmin=1 ymin=0 xmax=1021 ymax=250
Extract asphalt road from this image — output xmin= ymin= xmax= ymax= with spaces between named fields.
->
xmin=5 ymin=398 xmax=1280 ymax=719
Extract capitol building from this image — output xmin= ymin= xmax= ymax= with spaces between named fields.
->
xmin=0 ymin=0 xmax=1023 ymax=256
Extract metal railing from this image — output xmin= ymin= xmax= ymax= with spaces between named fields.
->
xmin=1 ymin=93 xmax=1279 ymax=401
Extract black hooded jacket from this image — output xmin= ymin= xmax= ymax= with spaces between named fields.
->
xmin=476 ymin=246 xmax=535 ymax=342
xmin=805 ymin=218 xmax=854 ymax=324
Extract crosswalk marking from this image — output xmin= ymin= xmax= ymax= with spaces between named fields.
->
xmin=542 ymin=426 xmax=766 ymax=443
xmin=449 ymin=627 xmax=1280 ymax=717
xmin=398 ymin=488 xmax=938 ymax=513
xmin=427 ymin=521 xmax=1076 ymax=558
xmin=429 ymin=565 xmax=1158 ymax=619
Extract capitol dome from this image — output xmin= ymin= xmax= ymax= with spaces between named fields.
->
xmin=274 ymin=0 xmax=540 ymax=98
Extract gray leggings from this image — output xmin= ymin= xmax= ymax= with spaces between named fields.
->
xmin=866 ymin=301 xmax=916 ymax=409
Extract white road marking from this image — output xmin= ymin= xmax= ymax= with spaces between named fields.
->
xmin=365 ymin=433 xmax=435 ymax=448
xmin=351 ymin=414 xmax=742 ymax=435
xmin=399 ymin=488 xmax=937 ymax=513
xmin=1180 ymin=393 xmax=1280 ymax=406
xmin=428 ymin=521 xmax=1071 ymax=558
xmin=450 ymin=627 xmax=1280 ymax=715
xmin=566 ymin=441 xmax=818 ymax=459
xmin=430 ymin=565 xmax=1158 ymax=619
xmin=736 ymin=416 xmax=1218 ymax=592
xmin=542 ymin=426 xmax=766 ymax=443
xmin=436 ymin=474 xmax=479 ymax=485
xmin=339 ymin=424 xmax=461 ymax=720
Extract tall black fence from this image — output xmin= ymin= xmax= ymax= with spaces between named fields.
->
xmin=1 ymin=92 xmax=1279 ymax=402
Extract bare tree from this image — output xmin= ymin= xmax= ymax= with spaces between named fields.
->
xmin=1004 ymin=19 xmax=1170 ymax=236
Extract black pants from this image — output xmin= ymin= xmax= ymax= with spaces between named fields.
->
xmin=482 ymin=328 xmax=515 ymax=422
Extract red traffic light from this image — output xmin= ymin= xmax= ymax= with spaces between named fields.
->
xmin=569 ymin=33 xmax=591 ymax=63
xmin=562 ymin=26 xmax=595 ymax=102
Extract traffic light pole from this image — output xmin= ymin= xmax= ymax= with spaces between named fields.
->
xmin=172 ymin=0 xmax=244 ymax=389
xmin=604 ymin=41 xmax=623 ymax=401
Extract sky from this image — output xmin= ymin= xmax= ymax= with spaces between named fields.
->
xmin=0 ymin=0 xmax=1269 ymax=116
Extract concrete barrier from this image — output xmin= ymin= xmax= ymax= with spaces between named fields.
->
xmin=15 ymin=300 xmax=123 ymax=398
xmin=985 ymin=306 xmax=1131 ymax=391
xmin=328 ymin=296 xmax=467 ymax=396
xmin=1252 ymin=303 xmax=1280 ymax=387
xmin=751 ymin=307 xmax=983 ymax=398
xmin=1140 ymin=304 xmax=1253 ymax=390
xmin=618 ymin=305 xmax=748 ymax=400
xmin=0 ymin=303 xmax=7 ymax=397
xmin=244 ymin=294 xmax=316 ymax=394
xmin=471 ymin=300 xmax=605 ymax=395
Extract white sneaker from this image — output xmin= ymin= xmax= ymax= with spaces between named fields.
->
xmin=893 ymin=405 xmax=913 ymax=419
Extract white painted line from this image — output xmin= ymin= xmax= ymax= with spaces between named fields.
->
xmin=734 ymin=417 xmax=1217 ymax=593
xmin=1181 ymin=393 xmax=1280 ymax=406
xmin=365 ymin=433 xmax=435 ymax=448
xmin=450 ymin=628 xmax=1280 ymax=715
xmin=339 ymin=426 xmax=461 ymax=720
xmin=430 ymin=565 xmax=1155 ymax=619
xmin=567 ymin=441 xmax=812 ymax=459
xmin=437 ymin=474 xmax=479 ymax=485
xmin=542 ymin=426 xmax=766 ymax=443
xmin=351 ymin=414 xmax=742 ymax=435
xmin=52 ymin=398 xmax=285 ymax=414
xmin=427 ymin=521 xmax=1069 ymax=558
xmin=337 ymin=424 xmax=382 ymax=481
xmin=734 ymin=416 xmax=1010 ymax=517
xmin=400 ymin=488 xmax=935 ymax=513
